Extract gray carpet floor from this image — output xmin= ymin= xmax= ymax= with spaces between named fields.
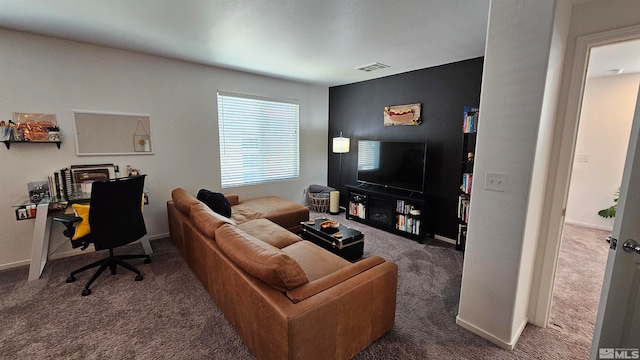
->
xmin=0 ymin=214 xmax=609 ymax=359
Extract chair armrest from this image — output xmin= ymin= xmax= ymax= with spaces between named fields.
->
xmin=52 ymin=214 xmax=82 ymax=227
xmin=52 ymin=214 xmax=83 ymax=240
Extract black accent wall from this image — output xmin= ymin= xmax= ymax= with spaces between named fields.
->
xmin=328 ymin=57 xmax=483 ymax=240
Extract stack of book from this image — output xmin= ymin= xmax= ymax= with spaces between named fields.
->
xmin=395 ymin=200 xmax=414 ymax=214
xmin=463 ymin=106 xmax=479 ymax=133
xmin=396 ymin=214 xmax=420 ymax=234
xmin=349 ymin=201 xmax=366 ymax=219
xmin=461 ymin=173 xmax=473 ymax=194
xmin=458 ymin=195 xmax=471 ymax=223
xmin=47 ymin=168 xmax=72 ymax=200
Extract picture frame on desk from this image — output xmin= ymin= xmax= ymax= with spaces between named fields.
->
xmin=27 ymin=181 xmax=49 ymax=203
xmin=70 ymin=164 xmax=116 ymax=194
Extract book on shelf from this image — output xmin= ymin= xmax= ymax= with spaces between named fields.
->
xmin=463 ymin=106 xmax=479 ymax=133
xmin=396 ymin=214 xmax=421 ymax=235
xmin=46 ymin=168 xmax=73 ymax=200
xmin=461 ymin=173 xmax=473 ymax=194
xmin=457 ymin=195 xmax=471 ymax=223
xmin=349 ymin=201 xmax=366 ymax=219
xmin=458 ymin=224 xmax=467 ymax=245
xmin=61 ymin=167 xmax=72 ymax=199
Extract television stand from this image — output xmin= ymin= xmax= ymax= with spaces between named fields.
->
xmin=345 ymin=185 xmax=431 ymax=243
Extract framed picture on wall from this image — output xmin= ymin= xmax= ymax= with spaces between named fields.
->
xmin=383 ymin=103 xmax=422 ymax=126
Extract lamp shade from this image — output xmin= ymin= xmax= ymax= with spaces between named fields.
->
xmin=332 ymin=136 xmax=350 ymax=153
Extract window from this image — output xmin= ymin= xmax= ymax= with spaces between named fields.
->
xmin=217 ymin=91 xmax=299 ymax=188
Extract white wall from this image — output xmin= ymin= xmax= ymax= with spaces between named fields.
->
xmin=529 ymin=0 xmax=640 ymax=328
xmin=0 ymin=29 xmax=329 ymax=270
xmin=458 ymin=0 xmax=640 ymax=350
xmin=565 ymin=73 xmax=640 ymax=230
xmin=457 ymin=0 xmax=571 ymax=349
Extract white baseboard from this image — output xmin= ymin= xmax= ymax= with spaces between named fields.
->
xmin=0 ymin=259 xmax=30 ymax=272
xmin=48 ymin=247 xmax=91 ymax=261
xmin=0 ymin=233 xmax=171 ymax=272
xmin=433 ymin=234 xmax=456 ymax=245
xmin=148 ymin=232 xmax=169 ymax=241
xmin=456 ymin=315 xmax=527 ymax=350
xmin=563 ymin=220 xmax=613 ymax=231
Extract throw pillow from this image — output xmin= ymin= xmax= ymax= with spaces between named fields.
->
xmin=197 ymin=189 xmax=232 ymax=218
xmin=71 ymin=203 xmax=91 ymax=241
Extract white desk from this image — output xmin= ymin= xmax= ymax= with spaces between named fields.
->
xmin=14 ymin=196 xmax=153 ymax=281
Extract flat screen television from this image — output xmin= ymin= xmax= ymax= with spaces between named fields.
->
xmin=357 ymin=140 xmax=427 ymax=193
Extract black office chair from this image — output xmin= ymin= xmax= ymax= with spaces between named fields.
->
xmin=53 ymin=175 xmax=151 ymax=296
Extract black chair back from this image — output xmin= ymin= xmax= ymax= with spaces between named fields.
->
xmin=88 ymin=175 xmax=147 ymax=251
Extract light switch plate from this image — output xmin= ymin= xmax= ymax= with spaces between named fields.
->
xmin=576 ymin=153 xmax=590 ymax=162
xmin=485 ymin=172 xmax=508 ymax=192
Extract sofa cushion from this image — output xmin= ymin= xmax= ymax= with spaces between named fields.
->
xmin=282 ymin=241 xmax=351 ymax=281
xmin=237 ymin=218 xmax=301 ymax=249
xmin=224 ymin=194 xmax=239 ymax=206
xmin=171 ymin=188 xmax=200 ymax=216
xmin=197 ymin=189 xmax=232 ymax=218
xmin=215 ymin=224 xmax=309 ymax=292
xmin=230 ymin=196 xmax=309 ymax=231
xmin=190 ymin=202 xmax=236 ymax=238
xmin=285 ymin=256 xmax=386 ymax=303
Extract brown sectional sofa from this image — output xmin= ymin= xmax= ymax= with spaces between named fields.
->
xmin=167 ymin=188 xmax=398 ymax=360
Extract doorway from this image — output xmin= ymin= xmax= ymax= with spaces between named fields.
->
xmin=549 ymin=39 xmax=640 ymax=353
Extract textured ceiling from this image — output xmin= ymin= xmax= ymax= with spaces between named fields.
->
xmin=588 ymin=39 xmax=640 ymax=78
xmin=0 ymin=0 xmax=491 ymax=86
xmin=0 ymin=1 xmax=636 ymax=86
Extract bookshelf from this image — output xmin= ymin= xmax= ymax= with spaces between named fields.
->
xmin=457 ymin=106 xmax=478 ymax=251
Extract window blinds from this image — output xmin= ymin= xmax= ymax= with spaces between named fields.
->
xmin=217 ymin=91 xmax=299 ymax=188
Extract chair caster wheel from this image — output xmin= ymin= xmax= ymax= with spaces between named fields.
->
xmin=66 ymin=276 xmax=76 ymax=283
xmin=135 ymin=274 xmax=143 ymax=281
xmin=144 ymin=258 xmax=151 ymax=264
xmin=81 ymin=288 xmax=91 ymax=296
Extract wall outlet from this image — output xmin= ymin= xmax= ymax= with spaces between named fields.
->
xmin=485 ymin=172 xmax=508 ymax=192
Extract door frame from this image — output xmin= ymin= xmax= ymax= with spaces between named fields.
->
xmin=531 ymin=24 xmax=640 ymax=327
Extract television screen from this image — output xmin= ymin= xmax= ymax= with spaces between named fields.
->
xmin=357 ymin=140 xmax=426 ymax=193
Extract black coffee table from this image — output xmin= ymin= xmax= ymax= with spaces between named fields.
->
xmin=300 ymin=218 xmax=364 ymax=261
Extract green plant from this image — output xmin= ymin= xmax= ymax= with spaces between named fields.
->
xmin=598 ymin=189 xmax=619 ymax=219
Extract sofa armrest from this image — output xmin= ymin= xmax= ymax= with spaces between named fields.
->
xmin=225 ymin=194 xmax=239 ymax=206
xmin=285 ymin=256 xmax=385 ymax=303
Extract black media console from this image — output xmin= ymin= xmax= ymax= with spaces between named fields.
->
xmin=345 ymin=184 xmax=432 ymax=243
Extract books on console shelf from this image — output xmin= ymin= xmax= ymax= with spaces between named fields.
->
xmin=396 ymin=214 xmax=420 ymax=235
xmin=349 ymin=201 xmax=366 ymax=219
xmin=396 ymin=200 xmax=418 ymax=215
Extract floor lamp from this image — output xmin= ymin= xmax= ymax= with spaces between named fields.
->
xmin=331 ymin=132 xmax=350 ymax=214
